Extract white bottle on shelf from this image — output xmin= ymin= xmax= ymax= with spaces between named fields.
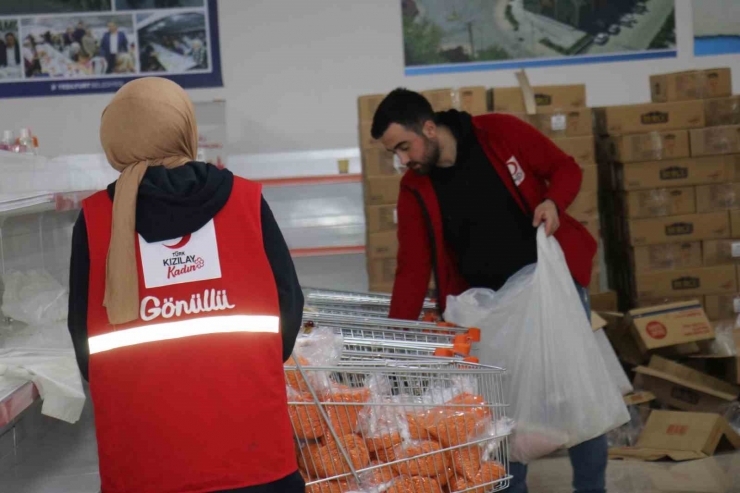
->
xmin=0 ymin=130 xmax=13 ymax=151
xmin=17 ymin=128 xmax=35 ymax=155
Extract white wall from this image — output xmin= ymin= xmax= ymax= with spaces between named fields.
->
xmin=0 ymin=0 xmax=739 ymax=160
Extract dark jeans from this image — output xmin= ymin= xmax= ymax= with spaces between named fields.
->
xmin=508 ymin=283 xmax=608 ymax=493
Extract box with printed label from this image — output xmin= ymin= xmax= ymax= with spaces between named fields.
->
xmin=551 ymin=135 xmax=596 ymax=165
xmin=704 ymin=294 xmax=740 ymax=320
xmin=704 ymin=96 xmax=740 ymax=127
xmin=358 ymin=93 xmax=387 ymax=122
xmin=633 ymin=242 xmax=703 ymax=273
xmin=366 ymin=231 xmax=398 ymax=259
xmin=650 ymin=68 xmax=732 ymax=103
xmin=702 ymin=239 xmax=740 ymax=266
xmin=359 ymin=121 xmax=382 ymax=150
xmin=421 ymin=89 xmax=455 ymax=112
xmin=567 ymin=190 xmax=599 ymax=217
xmin=635 ymin=266 xmax=737 ymax=299
xmin=628 ymin=212 xmax=729 ymax=246
xmin=362 ymin=148 xmax=396 ymax=176
xmin=625 ymin=187 xmax=696 ymax=218
xmin=518 ymin=108 xmax=593 ymax=138
xmin=364 ymin=175 xmax=401 ymax=206
xmin=594 ymin=101 xmax=705 ymax=135
xmin=695 ymin=183 xmax=740 ymax=213
xmin=608 ymin=130 xmax=690 ymax=163
xmin=366 ymin=204 xmax=397 ymax=234
xmin=368 ymin=257 xmax=397 ymax=284
xmin=458 ymin=86 xmax=488 ymax=116
xmin=732 ymin=210 xmax=740 ymax=237
xmin=626 ymin=301 xmax=715 ymax=351
xmin=491 ymin=84 xmax=586 ymax=113
xmin=609 ymin=410 xmax=740 ymax=461
xmin=619 ymin=155 xmax=740 ymax=191
xmin=689 ymin=125 xmax=740 ymax=157
xmin=580 ymin=165 xmax=598 ymax=193
xmin=633 ymin=356 xmax=739 ymax=413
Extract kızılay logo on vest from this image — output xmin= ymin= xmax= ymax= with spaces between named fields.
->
xmin=162 ymin=234 xmax=205 ymax=280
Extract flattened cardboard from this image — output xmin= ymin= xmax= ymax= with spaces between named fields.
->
xmin=637 ymin=296 xmax=705 ymax=309
xmin=609 ymin=410 xmax=740 ymax=461
xmin=623 ymin=391 xmax=656 ymax=406
xmin=362 ymin=148 xmax=396 ymax=176
xmin=695 ymin=183 xmax=740 ymax=213
xmin=625 ymin=187 xmax=696 ymax=218
xmin=551 ymin=135 xmax=596 ymax=165
xmin=366 ymin=231 xmax=398 ymax=259
xmin=458 ymin=86 xmax=488 ymax=116
xmin=632 ymin=242 xmax=703 ymax=272
xmin=627 ymin=301 xmax=715 ymax=351
xmin=491 ymin=84 xmax=586 ymax=113
xmin=704 ymin=294 xmax=740 ymax=320
xmin=628 ymin=212 xmax=730 ymax=246
xmin=365 ymin=204 xmax=397 ymax=234
xmin=364 ymin=175 xmax=401 ymax=206
xmin=690 ymin=125 xmax=740 ymax=157
xmin=702 ymin=239 xmax=740 ymax=266
xmin=704 ymin=95 xmax=740 ymax=127
xmin=594 ymin=101 xmax=705 ymax=135
xmin=633 ymin=356 xmax=739 ymax=413
xmin=635 ymin=266 xmax=737 ymax=299
xmin=650 ymin=68 xmax=732 ymax=102
xmin=620 ymin=155 xmax=740 ymax=191
xmin=608 ymin=130 xmax=690 ymax=163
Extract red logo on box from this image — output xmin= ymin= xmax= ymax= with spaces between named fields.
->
xmin=666 ymin=424 xmax=688 ymax=436
xmin=646 ymin=321 xmax=668 ymax=339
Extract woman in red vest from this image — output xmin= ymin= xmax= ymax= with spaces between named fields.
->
xmin=67 ymin=77 xmax=305 ymax=493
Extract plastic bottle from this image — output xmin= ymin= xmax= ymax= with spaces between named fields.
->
xmin=0 ymin=130 xmax=13 ymax=151
xmin=17 ymin=128 xmax=35 ymax=155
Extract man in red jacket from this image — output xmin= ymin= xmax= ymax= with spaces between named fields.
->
xmin=371 ymin=89 xmax=602 ymax=493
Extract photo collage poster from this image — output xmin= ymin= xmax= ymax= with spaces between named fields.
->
xmin=0 ymin=0 xmax=222 ymax=98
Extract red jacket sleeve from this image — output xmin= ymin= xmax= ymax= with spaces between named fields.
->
xmin=389 ymin=184 xmax=433 ymax=320
xmin=496 ymin=115 xmax=583 ymax=214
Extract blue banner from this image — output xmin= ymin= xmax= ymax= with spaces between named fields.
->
xmin=0 ymin=0 xmax=222 ymax=98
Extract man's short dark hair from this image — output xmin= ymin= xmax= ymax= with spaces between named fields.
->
xmin=371 ymin=88 xmax=434 ymax=140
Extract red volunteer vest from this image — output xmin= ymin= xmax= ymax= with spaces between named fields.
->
xmin=83 ymin=177 xmax=296 ymax=493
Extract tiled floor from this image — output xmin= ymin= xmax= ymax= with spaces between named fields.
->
xmin=1 ymin=395 xmax=739 ymax=493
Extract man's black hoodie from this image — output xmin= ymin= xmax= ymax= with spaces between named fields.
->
xmin=67 ymin=162 xmax=305 ymax=493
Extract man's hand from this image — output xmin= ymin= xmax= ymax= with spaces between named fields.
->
xmin=533 ymin=199 xmax=560 ymax=237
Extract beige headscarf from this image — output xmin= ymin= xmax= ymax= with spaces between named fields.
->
xmin=100 ymin=77 xmax=198 ymax=324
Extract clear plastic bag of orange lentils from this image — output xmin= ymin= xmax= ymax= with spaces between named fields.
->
xmin=285 ymin=327 xmax=343 ymax=394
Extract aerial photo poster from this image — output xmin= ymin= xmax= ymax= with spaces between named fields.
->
xmin=693 ymin=0 xmax=740 ymax=57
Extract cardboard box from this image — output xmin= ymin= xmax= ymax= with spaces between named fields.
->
xmin=591 ymin=291 xmax=618 ymax=312
xmin=732 ymin=210 xmax=740 ymax=237
xmin=628 ymin=212 xmax=730 ymax=246
xmin=702 ymin=239 xmax=740 ymax=266
xmin=359 ymin=121 xmax=382 ymax=150
xmin=369 ymin=282 xmax=393 ymax=294
xmin=704 ymin=294 xmax=740 ymax=320
xmin=589 ymin=270 xmax=602 ymax=295
xmin=625 ymin=187 xmax=696 ymax=218
xmin=578 ymin=214 xmax=600 ymax=242
xmin=594 ymin=101 xmax=705 ymax=135
xmin=633 ymin=242 xmax=703 ymax=272
xmin=362 ymin=148 xmax=396 ymax=176
xmin=365 ymin=204 xmax=397 ymax=234
xmin=491 ymin=84 xmax=586 ymax=113
xmin=650 ymin=68 xmax=732 ymax=103
xmin=358 ymin=93 xmax=386 ymax=122
xmin=364 ymin=175 xmax=401 ymax=206
xmin=580 ymin=165 xmax=598 ymax=193
xmin=695 ymin=183 xmax=740 ymax=213
xmin=512 ymin=108 xmax=593 ymax=138
xmin=608 ymin=130 xmax=690 ymax=163
xmin=421 ymin=89 xmax=455 ymax=112
xmin=567 ymin=190 xmax=598 ymax=217
xmin=704 ymin=96 xmax=740 ymax=127
xmin=635 ymin=266 xmax=738 ymax=299
xmin=637 ymin=296 xmax=705 ymax=309
xmin=551 ymin=135 xmax=596 ymax=165
xmin=689 ymin=327 xmax=740 ymax=385
xmin=689 ymin=125 xmax=740 ymax=157
xmin=627 ymin=302 xmax=714 ymax=351
xmin=609 ymin=410 xmax=740 ymax=461
xmin=366 ymin=231 xmax=398 ymax=259
xmin=458 ymin=86 xmax=488 ymax=116
xmin=619 ymin=155 xmax=740 ymax=191
xmin=633 ymin=356 xmax=739 ymax=413
xmin=368 ymin=257 xmax=396 ymax=284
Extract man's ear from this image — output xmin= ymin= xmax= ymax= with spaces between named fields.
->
xmin=422 ymin=120 xmax=436 ymax=139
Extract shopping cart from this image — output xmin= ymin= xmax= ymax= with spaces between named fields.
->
xmin=304 ymin=288 xmax=439 ymax=320
xmin=286 ymin=359 xmax=512 ymax=492
xmin=302 ymin=311 xmax=481 ymax=361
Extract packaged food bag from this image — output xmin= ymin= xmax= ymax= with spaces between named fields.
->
xmin=444 ymin=227 xmax=629 ymax=463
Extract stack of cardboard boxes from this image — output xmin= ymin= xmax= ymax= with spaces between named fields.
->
xmin=597 ymin=68 xmax=740 ymax=321
xmin=493 ymin=84 xmax=605 ymax=294
xmin=358 ymin=87 xmax=489 ymax=293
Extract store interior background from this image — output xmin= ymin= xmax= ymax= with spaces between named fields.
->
xmin=2 ymin=1 xmax=740 ymax=492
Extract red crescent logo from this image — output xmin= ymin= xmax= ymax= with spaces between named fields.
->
xmin=163 ymin=234 xmax=192 ymax=249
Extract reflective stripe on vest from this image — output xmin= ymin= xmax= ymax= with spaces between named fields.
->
xmin=88 ymin=315 xmax=280 ymax=354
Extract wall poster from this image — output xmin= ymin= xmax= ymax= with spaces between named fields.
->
xmin=401 ymin=0 xmax=677 ymax=76
xmin=0 ymin=0 xmax=221 ymax=98
xmin=693 ymin=0 xmax=740 ymax=57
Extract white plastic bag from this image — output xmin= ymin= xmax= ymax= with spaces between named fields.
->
xmin=443 ymin=227 xmax=630 ymax=463
xmin=594 ymin=328 xmax=633 ymax=396
xmin=1 ymin=270 xmax=68 ymax=326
